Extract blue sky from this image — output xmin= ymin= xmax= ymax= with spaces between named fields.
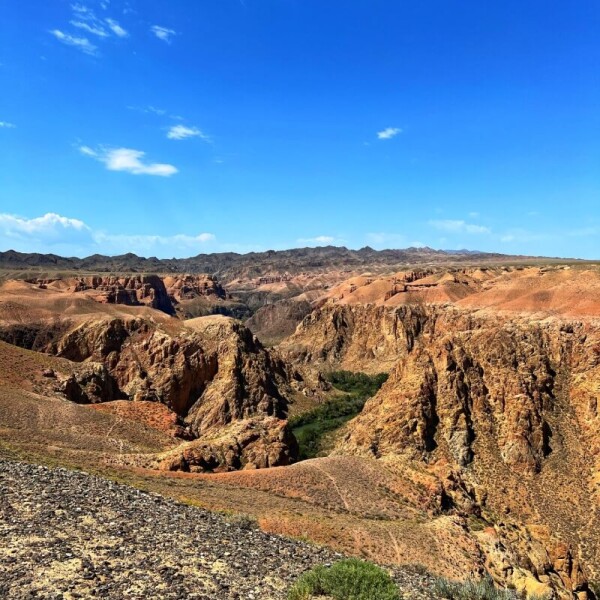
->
xmin=0 ymin=1 xmax=599 ymax=259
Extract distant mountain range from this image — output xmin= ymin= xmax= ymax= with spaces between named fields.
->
xmin=0 ymin=246 xmax=551 ymax=282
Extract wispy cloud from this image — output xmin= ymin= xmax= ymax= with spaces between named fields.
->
xmin=128 ymin=105 xmax=167 ymax=116
xmin=167 ymin=124 xmax=210 ymax=141
xmin=53 ymin=4 xmax=129 ymax=54
xmin=105 ymin=18 xmax=128 ymax=37
xmin=0 ymin=121 xmax=16 ymax=129
xmin=377 ymin=127 xmax=402 ymax=140
xmin=366 ymin=232 xmax=424 ymax=248
xmin=428 ymin=219 xmax=491 ymax=234
xmin=71 ymin=3 xmax=92 ymax=15
xmin=151 ymin=25 xmax=177 ymax=43
xmin=95 ymin=232 xmax=216 ymax=254
xmin=297 ymin=235 xmax=346 ymax=246
xmin=70 ymin=20 xmax=109 ymax=37
xmin=80 ymin=146 xmax=178 ymax=176
xmin=49 ymin=29 xmax=98 ymax=55
xmin=0 ymin=212 xmax=215 ymax=257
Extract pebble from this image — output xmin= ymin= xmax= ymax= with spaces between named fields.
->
xmin=0 ymin=459 xmax=438 ymax=600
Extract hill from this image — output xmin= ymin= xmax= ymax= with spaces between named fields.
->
xmin=0 ymin=246 xmax=553 ymax=283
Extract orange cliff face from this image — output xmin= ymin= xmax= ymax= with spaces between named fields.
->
xmin=1 ymin=264 xmax=600 ymax=598
xmin=20 ymin=273 xmax=229 ymax=317
xmin=278 ymin=265 xmax=600 ymax=596
xmin=0 ymin=276 xmax=310 ymax=473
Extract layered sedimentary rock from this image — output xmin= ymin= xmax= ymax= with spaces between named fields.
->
xmin=163 ymin=274 xmax=227 ymax=302
xmin=155 ymin=417 xmax=298 ymax=472
xmin=281 ymin=303 xmax=429 ymax=373
xmin=51 ymin=315 xmax=296 ymax=431
xmin=25 ymin=274 xmax=233 ymax=318
xmin=281 ymin=282 xmax=600 ymax=597
xmin=0 ymin=305 xmax=303 ymax=470
xmin=246 ymin=297 xmax=314 ymax=346
xmin=70 ymin=275 xmax=175 ymax=314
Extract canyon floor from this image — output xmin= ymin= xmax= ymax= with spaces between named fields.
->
xmin=0 ymin=255 xmax=599 ymax=599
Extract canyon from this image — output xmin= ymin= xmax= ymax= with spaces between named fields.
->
xmin=0 ymin=257 xmax=599 ymax=599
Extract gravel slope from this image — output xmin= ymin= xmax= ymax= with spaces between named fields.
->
xmin=0 ymin=460 xmax=437 ymax=600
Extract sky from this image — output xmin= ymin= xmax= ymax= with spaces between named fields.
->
xmin=0 ymin=1 xmax=599 ymax=259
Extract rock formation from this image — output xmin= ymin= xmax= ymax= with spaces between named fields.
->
xmin=155 ymin=417 xmax=298 ymax=472
xmin=0 ymin=304 xmax=304 ymax=471
xmin=246 ymin=297 xmax=314 ymax=346
xmin=283 ymin=298 xmax=599 ymax=597
xmin=70 ymin=275 xmax=175 ymax=314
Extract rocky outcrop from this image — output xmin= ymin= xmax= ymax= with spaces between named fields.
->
xmin=0 ymin=310 xmax=303 ymax=470
xmin=281 ymin=303 xmax=430 ymax=373
xmin=44 ymin=315 xmax=296 ymax=433
xmin=155 ymin=417 xmax=298 ymax=472
xmin=25 ymin=274 xmax=233 ymax=318
xmin=163 ymin=274 xmax=227 ymax=302
xmin=60 ymin=363 xmax=122 ymax=404
xmin=70 ymin=275 xmax=175 ymax=314
xmin=315 ymin=303 xmax=600 ymax=596
xmin=246 ymin=297 xmax=313 ymax=346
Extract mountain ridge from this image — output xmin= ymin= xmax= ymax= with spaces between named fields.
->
xmin=0 ymin=246 xmax=569 ymax=283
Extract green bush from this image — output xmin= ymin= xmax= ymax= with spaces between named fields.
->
xmin=290 ymin=371 xmax=388 ymax=460
xmin=288 ymin=559 xmax=400 ymax=600
xmin=433 ymin=576 xmax=517 ymax=600
xmin=326 ymin=370 xmax=389 ymax=397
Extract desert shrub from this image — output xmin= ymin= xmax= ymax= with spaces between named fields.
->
xmin=433 ymin=576 xmax=518 ymax=600
xmin=288 ymin=559 xmax=400 ymax=600
xmin=326 ymin=370 xmax=389 ymax=397
xmin=467 ymin=514 xmax=488 ymax=532
xmin=289 ymin=371 xmax=388 ymax=460
xmin=225 ymin=513 xmax=257 ymax=530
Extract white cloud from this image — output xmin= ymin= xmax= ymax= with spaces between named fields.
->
xmin=0 ymin=212 xmax=216 ymax=257
xmin=49 ymin=29 xmax=98 ymax=55
xmin=297 ymin=235 xmax=346 ymax=246
xmin=0 ymin=121 xmax=16 ymax=128
xmin=80 ymin=146 xmax=178 ymax=176
xmin=95 ymin=232 xmax=216 ymax=254
xmin=128 ymin=105 xmax=167 ymax=116
xmin=428 ymin=219 xmax=491 ymax=234
xmin=105 ymin=18 xmax=128 ymax=37
xmin=71 ymin=3 xmax=91 ymax=15
xmin=151 ymin=25 xmax=177 ymax=43
xmin=79 ymin=145 xmax=96 ymax=156
xmin=0 ymin=213 xmax=89 ymax=236
xmin=167 ymin=124 xmax=210 ymax=141
xmin=377 ymin=127 xmax=402 ymax=140
xmin=58 ymin=5 xmax=129 ymax=53
xmin=70 ymin=20 xmax=109 ymax=37
xmin=498 ymin=228 xmax=554 ymax=244
xmin=366 ymin=232 xmax=424 ymax=248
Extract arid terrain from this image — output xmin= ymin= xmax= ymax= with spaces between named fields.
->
xmin=1 ymin=252 xmax=599 ymax=599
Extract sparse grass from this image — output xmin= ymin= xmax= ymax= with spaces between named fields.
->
xmin=287 ymin=558 xmax=400 ymax=600
xmin=433 ymin=576 xmax=518 ymax=600
xmin=290 ymin=371 xmax=388 ymax=460
xmin=467 ymin=514 xmax=488 ymax=532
